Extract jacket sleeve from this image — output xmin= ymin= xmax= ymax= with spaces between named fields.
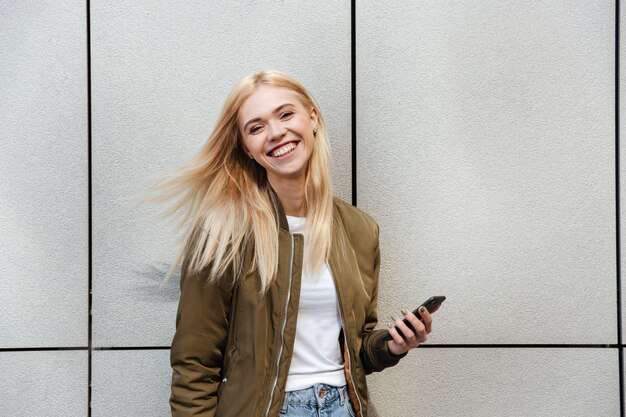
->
xmin=359 ymin=224 xmax=408 ymax=374
xmin=169 ymin=260 xmax=233 ymax=417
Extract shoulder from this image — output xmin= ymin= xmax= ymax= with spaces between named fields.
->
xmin=332 ymin=196 xmax=380 ymax=240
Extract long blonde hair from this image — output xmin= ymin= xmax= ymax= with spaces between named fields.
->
xmin=154 ymin=70 xmax=334 ymax=294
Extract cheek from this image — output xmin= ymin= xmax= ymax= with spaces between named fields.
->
xmin=241 ymin=136 xmax=255 ymax=153
xmin=244 ymin=137 xmax=268 ymax=158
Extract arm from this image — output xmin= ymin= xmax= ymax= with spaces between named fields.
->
xmin=170 ymin=260 xmax=233 ymax=417
xmin=359 ymin=224 xmax=408 ymax=375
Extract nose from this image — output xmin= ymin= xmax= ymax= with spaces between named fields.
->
xmin=267 ymin=121 xmax=286 ymax=141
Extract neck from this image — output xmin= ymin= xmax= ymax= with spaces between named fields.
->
xmin=268 ymin=175 xmax=306 ymax=217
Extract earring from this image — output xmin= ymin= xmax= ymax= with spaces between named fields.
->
xmin=313 ymin=127 xmax=318 ymax=136
xmin=248 ymin=154 xmax=254 ymax=159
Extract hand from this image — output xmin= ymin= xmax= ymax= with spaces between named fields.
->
xmin=386 ymin=305 xmax=438 ymax=356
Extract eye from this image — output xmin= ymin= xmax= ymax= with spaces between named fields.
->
xmin=249 ymin=125 xmax=262 ymax=134
xmin=280 ymin=111 xmax=294 ymax=119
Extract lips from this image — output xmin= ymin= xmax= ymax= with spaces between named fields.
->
xmin=267 ymin=141 xmax=298 ymax=158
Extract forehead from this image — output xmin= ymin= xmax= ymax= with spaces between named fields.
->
xmin=238 ymin=85 xmax=302 ymax=122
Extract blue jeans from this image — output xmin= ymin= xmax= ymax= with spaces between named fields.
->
xmin=280 ymin=384 xmax=356 ymax=417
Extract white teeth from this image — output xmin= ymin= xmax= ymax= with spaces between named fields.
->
xmin=270 ymin=142 xmax=296 ymax=157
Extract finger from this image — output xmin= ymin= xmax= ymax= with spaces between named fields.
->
xmin=418 ymin=307 xmax=433 ymax=334
xmin=392 ymin=315 xmax=420 ymax=344
xmin=402 ymin=311 xmax=426 ymax=341
xmin=386 ymin=321 xmax=408 ymax=347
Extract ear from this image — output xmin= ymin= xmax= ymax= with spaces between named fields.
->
xmin=309 ymin=106 xmax=319 ymax=130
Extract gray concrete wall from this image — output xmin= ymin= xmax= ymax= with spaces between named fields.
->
xmin=0 ymin=1 xmax=621 ymax=415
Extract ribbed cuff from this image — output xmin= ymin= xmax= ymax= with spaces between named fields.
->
xmin=370 ymin=330 xmax=408 ymax=367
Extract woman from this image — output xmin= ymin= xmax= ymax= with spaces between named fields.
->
xmin=164 ymin=70 xmax=435 ymax=417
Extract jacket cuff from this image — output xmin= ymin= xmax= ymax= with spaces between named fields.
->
xmin=370 ymin=330 xmax=408 ymax=367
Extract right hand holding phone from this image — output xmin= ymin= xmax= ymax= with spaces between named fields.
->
xmin=386 ymin=305 xmax=437 ymax=356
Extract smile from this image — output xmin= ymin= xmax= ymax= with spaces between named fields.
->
xmin=268 ymin=141 xmax=298 ymax=158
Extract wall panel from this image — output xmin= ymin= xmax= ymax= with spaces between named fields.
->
xmin=0 ymin=351 xmax=88 ymax=416
xmin=368 ymin=348 xmax=619 ymax=417
xmin=0 ymin=0 xmax=88 ymax=348
xmin=92 ymin=350 xmax=170 ymax=417
xmin=90 ymin=0 xmax=351 ymax=346
xmin=357 ymin=0 xmax=615 ymax=345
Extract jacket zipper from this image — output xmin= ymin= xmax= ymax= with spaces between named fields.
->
xmin=334 ymin=281 xmax=364 ymax=417
xmin=264 ymin=233 xmax=295 ymax=417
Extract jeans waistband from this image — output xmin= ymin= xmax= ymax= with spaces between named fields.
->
xmin=281 ymin=384 xmax=349 ymax=411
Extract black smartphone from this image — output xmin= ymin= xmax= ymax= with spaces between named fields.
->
xmin=382 ymin=295 xmax=446 ymax=342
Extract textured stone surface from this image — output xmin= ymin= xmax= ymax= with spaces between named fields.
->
xmin=368 ymin=348 xmax=619 ymax=417
xmin=0 ymin=0 xmax=88 ymax=348
xmin=357 ymin=0 xmax=615 ymax=345
xmin=0 ymin=350 xmax=88 ymax=416
xmin=92 ymin=349 xmax=170 ymax=417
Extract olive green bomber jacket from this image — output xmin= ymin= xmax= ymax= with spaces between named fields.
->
xmin=170 ymin=193 xmax=407 ymax=417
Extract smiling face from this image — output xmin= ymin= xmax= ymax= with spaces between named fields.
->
xmin=238 ymin=84 xmax=318 ymax=188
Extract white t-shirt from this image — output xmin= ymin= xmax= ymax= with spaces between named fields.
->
xmin=284 ymin=215 xmax=347 ymax=392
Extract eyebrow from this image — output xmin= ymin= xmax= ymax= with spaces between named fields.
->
xmin=243 ymin=103 xmax=295 ymax=131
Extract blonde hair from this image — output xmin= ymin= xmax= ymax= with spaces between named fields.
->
xmin=154 ymin=70 xmax=334 ymax=294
